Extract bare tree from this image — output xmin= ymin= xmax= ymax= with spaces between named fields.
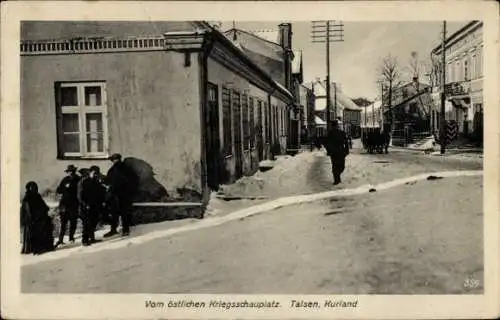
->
xmin=379 ymin=54 xmax=401 ymax=131
xmin=424 ymin=54 xmax=441 ymax=89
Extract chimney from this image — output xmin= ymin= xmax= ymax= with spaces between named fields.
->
xmin=279 ymin=23 xmax=293 ymax=92
xmin=278 ymin=23 xmax=292 ymax=49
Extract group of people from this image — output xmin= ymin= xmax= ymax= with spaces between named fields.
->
xmin=21 ymin=153 xmax=138 ymax=255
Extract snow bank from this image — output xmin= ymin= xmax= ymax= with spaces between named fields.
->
xmin=218 ymin=151 xmax=319 ymax=199
xmin=407 ymin=136 xmax=437 ymax=151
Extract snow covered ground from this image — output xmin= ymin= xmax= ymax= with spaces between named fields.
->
xmin=217 ymin=151 xmax=320 ymax=199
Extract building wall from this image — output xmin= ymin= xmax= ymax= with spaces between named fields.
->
xmin=432 ymin=22 xmax=483 ymax=136
xmin=443 ymin=26 xmax=483 ymax=85
xmin=207 ymin=56 xmax=288 ymax=182
xmin=21 ymin=50 xmax=202 ymax=196
xmin=270 ymin=95 xmax=288 ymax=153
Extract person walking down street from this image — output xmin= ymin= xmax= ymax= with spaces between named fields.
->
xmin=55 ymin=165 xmax=80 ymax=247
xmin=104 ymin=153 xmax=139 ymax=237
xmin=21 ymin=181 xmax=55 ymax=255
xmin=325 ymin=120 xmax=350 ymax=185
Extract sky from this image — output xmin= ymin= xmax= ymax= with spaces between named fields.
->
xmin=220 ymin=21 xmax=466 ymax=100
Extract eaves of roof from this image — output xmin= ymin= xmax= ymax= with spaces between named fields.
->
xmin=431 ymin=20 xmax=482 ymax=54
xmin=211 ymin=30 xmax=293 ymax=101
xmin=225 ymin=28 xmax=283 ymax=51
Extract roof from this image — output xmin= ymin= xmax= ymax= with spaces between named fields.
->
xmin=386 ymin=81 xmax=430 ymax=108
xmin=315 ymin=97 xmax=327 ymax=111
xmin=273 ymin=79 xmax=292 ymax=97
xmin=224 ymin=29 xmax=283 ymax=61
xmin=315 ymin=115 xmax=327 ymax=125
xmin=312 ymin=80 xmax=327 ymax=96
xmin=252 ymin=30 xmax=280 ymax=45
xmin=21 ymin=21 xmax=203 ymax=41
xmin=368 ymin=100 xmax=383 ymax=111
xmin=311 ymin=80 xmax=362 ymax=111
xmin=431 ymin=20 xmax=482 ymax=54
xmin=214 ymin=30 xmax=293 ymax=100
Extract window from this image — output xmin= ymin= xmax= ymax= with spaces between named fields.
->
xmin=257 ymin=100 xmax=263 ymax=142
xmin=242 ymin=94 xmax=249 ymax=150
xmin=447 ymin=63 xmax=452 ymax=83
xmin=232 ymin=90 xmax=242 ymax=150
xmin=55 ymin=82 xmax=108 ymax=158
xmin=471 ymin=54 xmax=477 ymax=79
xmin=249 ymin=97 xmax=255 ymax=149
xmin=280 ymin=108 xmax=284 ymax=135
xmin=222 ymin=87 xmax=232 ymax=156
xmin=478 ymin=46 xmax=483 ymax=77
xmin=269 ymin=105 xmax=276 ymax=139
xmin=264 ymin=102 xmax=270 ymax=143
xmin=455 ymin=61 xmax=460 ymax=82
xmin=273 ymin=105 xmax=278 ymax=140
xmin=464 ymin=59 xmax=468 ymax=81
xmin=282 ymin=108 xmax=286 ymax=136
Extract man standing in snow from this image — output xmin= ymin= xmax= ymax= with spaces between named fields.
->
xmin=55 ymin=165 xmax=80 ymax=247
xmin=325 ymin=119 xmax=350 ymax=185
xmin=103 ymin=153 xmax=138 ymax=237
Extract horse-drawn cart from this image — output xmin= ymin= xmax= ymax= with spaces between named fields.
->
xmin=360 ymin=123 xmax=391 ymax=154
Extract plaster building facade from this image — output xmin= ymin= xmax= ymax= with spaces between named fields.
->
xmin=20 ymin=21 xmax=294 ymax=206
xmin=430 ymin=20 xmax=483 ymax=141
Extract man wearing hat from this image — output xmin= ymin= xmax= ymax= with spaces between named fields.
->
xmin=55 ymin=164 xmax=81 ymax=246
xmin=89 ymin=166 xmax=106 ymax=235
xmin=325 ymin=119 xmax=350 ymax=185
xmin=104 ymin=153 xmax=138 ymax=237
xmin=78 ymin=167 xmax=105 ymax=246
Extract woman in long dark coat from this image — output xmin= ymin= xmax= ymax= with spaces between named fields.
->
xmin=21 ymin=181 xmax=55 ymax=255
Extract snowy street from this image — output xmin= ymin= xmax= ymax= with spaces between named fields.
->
xmin=21 ymin=145 xmax=483 ymax=294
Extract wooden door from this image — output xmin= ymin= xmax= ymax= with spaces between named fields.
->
xmin=206 ymin=83 xmax=220 ymax=190
xmin=232 ymin=91 xmax=243 ymax=179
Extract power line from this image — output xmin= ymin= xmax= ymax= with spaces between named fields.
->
xmin=310 ymin=20 xmax=345 ymax=132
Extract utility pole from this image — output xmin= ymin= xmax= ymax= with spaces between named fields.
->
xmin=333 ymin=82 xmax=337 ymax=121
xmin=326 ymin=21 xmax=331 ymax=133
xmin=311 ymin=20 xmax=344 ymax=133
xmin=440 ymin=21 xmax=447 ymax=154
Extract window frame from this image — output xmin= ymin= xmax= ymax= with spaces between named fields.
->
xmin=55 ymin=81 xmax=109 ymax=159
xmin=463 ymin=58 xmax=469 ymax=81
xmin=264 ymin=102 xmax=270 ymax=143
xmin=249 ymin=96 xmax=255 ymax=149
xmin=471 ymin=53 xmax=477 ymax=80
xmin=242 ymin=93 xmax=250 ymax=151
xmin=231 ymin=89 xmax=242 ymax=152
xmin=221 ymin=86 xmax=233 ymax=157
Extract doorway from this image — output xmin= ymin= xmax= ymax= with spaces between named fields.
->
xmin=206 ymin=83 xmax=221 ymax=190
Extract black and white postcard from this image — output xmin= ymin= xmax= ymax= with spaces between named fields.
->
xmin=1 ymin=1 xmax=499 ymax=319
